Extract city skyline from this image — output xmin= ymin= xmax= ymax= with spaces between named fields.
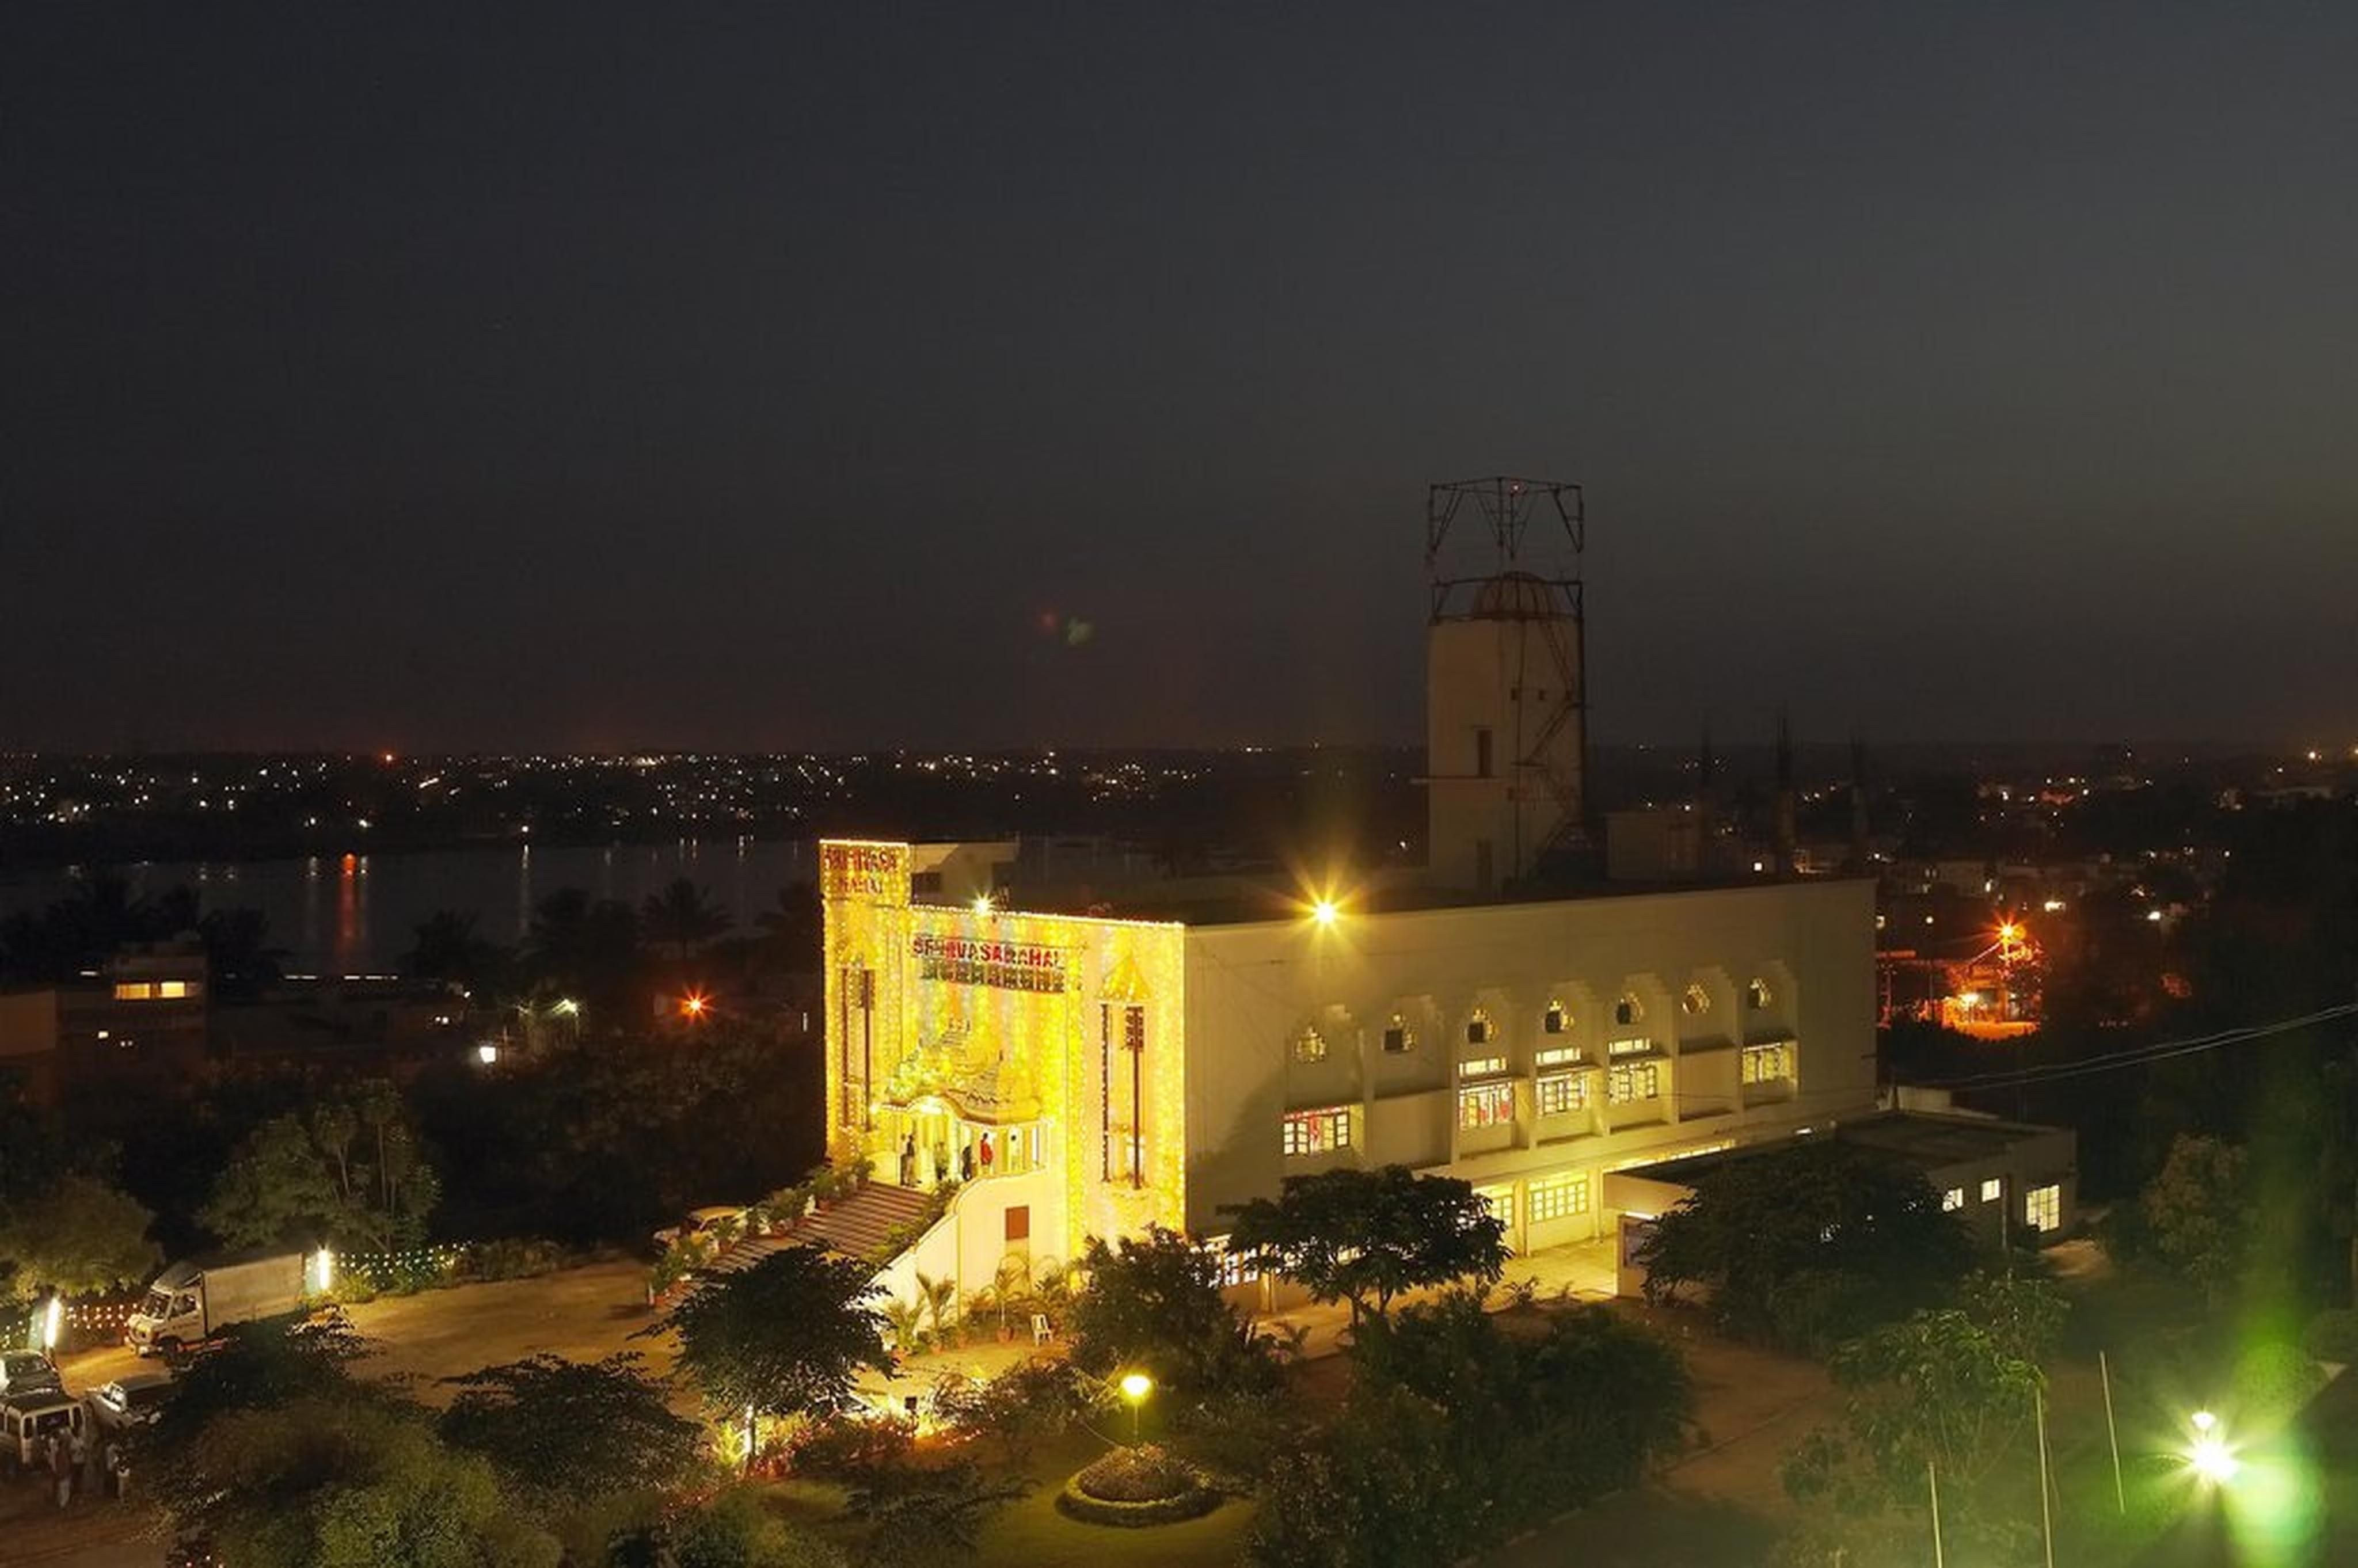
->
xmin=7 ymin=5 xmax=2356 ymax=753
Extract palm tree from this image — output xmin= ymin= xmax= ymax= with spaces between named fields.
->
xmin=642 ymin=878 xmax=732 ymax=962
xmin=401 ymin=909 xmax=510 ymax=995
xmin=753 ymin=882 xmax=820 ymax=974
xmin=882 ymin=1298 xmax=927 ymax=1352
xmin=916 ymin=1270 xmax=959 ymax=1337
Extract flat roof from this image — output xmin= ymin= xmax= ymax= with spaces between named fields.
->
xmin=988 ymin=870 xmax=1872 ymax=930
xmin=1640 ymin=1109 xmax=2067 ymax=1185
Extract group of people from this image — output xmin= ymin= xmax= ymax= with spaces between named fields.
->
xmin=31 ymin=1424 xmax=129 ymax=1509
xmin=896 ymin=1128 xmax=997 ymax=1188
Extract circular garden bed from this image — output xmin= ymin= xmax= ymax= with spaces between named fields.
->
xmin=1055 ymin=1444 xmax=1222 ymax=1527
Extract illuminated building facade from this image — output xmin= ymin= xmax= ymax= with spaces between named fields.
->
xmin=823 ymin=836 xmax=1880 ymax=1303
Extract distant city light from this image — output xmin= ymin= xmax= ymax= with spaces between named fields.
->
xmin=2043 ymin=899 xmax=2066 ymax=912
xmin=2147 ymin=909 xmax=2165 ymax=923
xmin=682 ymin=992 xmax=709 ymax=1019
xmin=476 ymin=1042 xmax=499 ymax=1065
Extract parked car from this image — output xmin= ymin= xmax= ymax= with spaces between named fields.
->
xmin=90 ymin=1370 xmax=175 ymax=1432
xmin=0 ymin=1349 xmax=62 ymax=1398
xmin=2 ymin=1389 xmax=87 ymax=1474
xmin=652 ymin=1205 xmax=750 ymax=1255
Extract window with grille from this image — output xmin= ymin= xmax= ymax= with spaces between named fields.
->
xmin=1740 ymin=1042 xmax=1794 ymax=1084
xmin=1282 ymin=1106 xmax=1353 ymax=1156
xmin=1536 ymin=1072 xmax=1589 ymax=1116
xmin=1292 ymin=1025 xmax=1327 ymax=1063
xmin=1606 ymin=1062 xmax=1660 ymax=1105
xmin=1458 ymin=1080 xmax=1515 ymax=1129
xmin=1529 ymin=1175 xmax=1591 ymax=1222
xmin=1747 ymin=978 xmax=1773 ymax=1010
xmin=1534 ymin=1045 xmax=1581 ymax=1070
xmin=1460 ymin=1055 xmax=1507 ymax=1079
xmin=2025 ymin=1185 xmax=2061 ymax=1232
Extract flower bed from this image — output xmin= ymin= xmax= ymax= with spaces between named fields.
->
xmin=1055 ymin=1444 xmax=1220 ymax=1527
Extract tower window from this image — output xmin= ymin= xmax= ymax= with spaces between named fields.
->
xmin=1682 ymin=983 xmax=1712 ymax=1017
xmin=1747 ymin=979 xmax=1774 ymax=1010
xmin=1543 ymin=1000 xmax=1569 ymax=1034
xmin=1466 ymin=1008 xmax=1492 ymax=1045
xmin=1382 ymin=1016 xmax=1416 ymax=1054
xmin=1614 ymin=994 xmax=1642 ymax=1027
xmin=1474 ymin=728 xmax=1494 ymax=778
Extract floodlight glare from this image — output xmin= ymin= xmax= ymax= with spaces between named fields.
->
xmin=2188 ymin=1436 xmax=2240 ymax=1485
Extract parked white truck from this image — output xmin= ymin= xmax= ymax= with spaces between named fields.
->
xmin=125 ymin=1253 xmax=310 ymax=1355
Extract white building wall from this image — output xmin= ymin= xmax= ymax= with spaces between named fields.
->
xmin=1179 ymin=878 xmax=1878 ymax=1239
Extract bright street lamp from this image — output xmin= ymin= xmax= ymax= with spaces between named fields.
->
xmin=1310 ymin=899 xmax=1340 ymax=928
xmin=1119 ymin=1371 xmax=1153 ymax=1443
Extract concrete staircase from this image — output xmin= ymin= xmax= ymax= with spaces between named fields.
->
xmin=705 ymin=1181 xmax=939 ymax=1280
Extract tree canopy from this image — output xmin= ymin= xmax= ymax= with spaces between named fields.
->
xmin=0 ymin=1171 xmax=158 ymax=1300
xmin=651 ymin=1244 xmax=892 ymax=1422
xmin=1068 ymin=1226 xmax=1273 ymax=1395
xmin=1634 ymin=1140 xmax=1972 ymax=1352
xmin=1224 ymin=1165 xmax=1507 ymax=1329
xmin=2142 ymin=1132 xmax=2249 ymax=1308
xmin=195 ymin=1397 xmax=560 ymax=1568
xmin=202 ymin=1081 xmax=440 ymax=1252
xmin=439 ymin=1353 xmax=704 ymax=1511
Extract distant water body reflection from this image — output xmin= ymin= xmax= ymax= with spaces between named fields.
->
xmin=0 ymin=839 xmax=816 ymax=975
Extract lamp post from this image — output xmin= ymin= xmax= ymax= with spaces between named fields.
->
xmin=1120 ymin=1371 xmax=1153 ymax=1444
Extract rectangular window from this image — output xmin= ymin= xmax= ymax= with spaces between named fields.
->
xmin=1458 ymin=1080 xmax=1515 ymax=1129
xmin=1606 ymin=1036 xmax=1653 ymax=1059
xmin=2025 ymin=1184 xmax=2061 ymax=1233
xmin=1216 ymin=1245 xmax=1261 ymax=1289
xmin=112 ymin=983 xmax=154 ymax=1001
xmin=156 ymin=980 xmax=191 ymax=999
xmin=1942 ymin=1187 xmax=1965 ymax=1212
xmin=1004 ymin=1205 xmax=1030 ymax=1243
xmin=1283 ymin=1106 xmax=1353 ymax=1156
xmin=1606 ymin=1062 xmax=1661 ymax=1106
xmin=1536 ymin=1071 xmax=1589 ymax=1116
xmin=1740 ymin=1043 xmax=1793 ymax=1085
xmin=1460 ymin=1055 xmax=1507 ymax=1079
xmin=1474 ymin=728 xmax=1494 ymax=778
xmin=1980 ymin=1177 xmax=2002 ymax=1203
xmin=1476 ymin=1185 xmax=1514 ymax=1228
xmin=1466 ymin=1017 xmax=1490 ymax=1045
xmin=1528 ymin=1174 xmax=1591 ymax=1223
xmin=1535 ymin=1045 xmax=1582 ymax=1069
xmin=1382 ymin=1024 xmax=1413 ymax=1054
xmin=1543 ymin=1007 xmax=1567 ymax=1035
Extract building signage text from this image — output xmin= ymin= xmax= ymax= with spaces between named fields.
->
xmin=913 ymin=932 xmax=1069 ymax=993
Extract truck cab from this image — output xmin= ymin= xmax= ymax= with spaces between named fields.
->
xmin=126 ymin=1262 xmax=208 ymax=1356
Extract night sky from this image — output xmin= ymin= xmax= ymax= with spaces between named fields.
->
xmin=6 ymin=5 xmax=2355 ymax=754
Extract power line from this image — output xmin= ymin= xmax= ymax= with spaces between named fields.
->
xmin=1911 ymin=1003 xmax=2358 ymax=1093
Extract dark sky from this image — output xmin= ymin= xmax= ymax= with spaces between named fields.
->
xmin=6 ymin=5 xmax=2355 ymax=754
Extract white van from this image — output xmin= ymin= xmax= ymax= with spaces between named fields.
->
xmin=1 ymin=1390 xmax=87 ymax=1474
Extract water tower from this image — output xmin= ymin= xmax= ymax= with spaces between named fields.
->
xmin=1424 ymin=476 xmax=1588 ymax=893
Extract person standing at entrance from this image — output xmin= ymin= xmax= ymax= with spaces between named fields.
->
xmin=932 ymin=1137 xmax=950 ymax=1187
xmin=898 ymin=1133 xmax=916 ymax=1187
xmin=979 ymin=1131 xmax=995 ymax=1175
xmin=959 ymin=1141 xmax=976 ymax=1182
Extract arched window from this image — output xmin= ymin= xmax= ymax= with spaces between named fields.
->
xmin=1382 ymin=1014 xmax=1417 ymax=1054
xmin=1292 ymin=1024 xmax=1328 ymax=1063
xmin=1614 ymin=994 xmax=1642 ymax=1027
xmin=1465 ymin=1007 xmax=1493 ymax=1046
xmin=1747 ymin=978 xmax=1774 ymax=1011
xmin=1543 ymin=999 xmax=1570 ymax=1035
xmin=1682 ymin=983 xmax=1712 ymax=1017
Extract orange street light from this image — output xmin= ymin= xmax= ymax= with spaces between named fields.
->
xmin=681 ymin=992 xmax=709 ymax=1020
